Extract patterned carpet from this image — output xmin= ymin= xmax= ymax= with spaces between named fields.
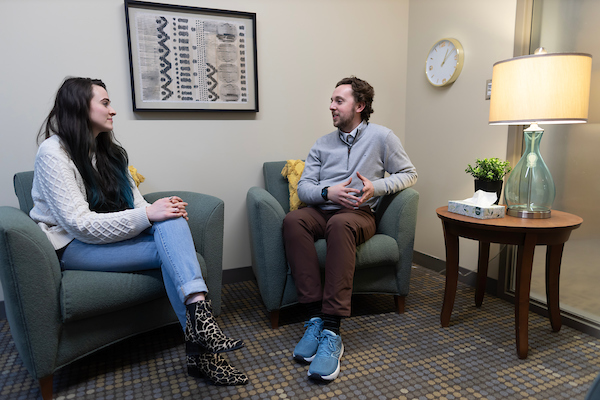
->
xmin=1 ymin=265 xmax=600 ymax=400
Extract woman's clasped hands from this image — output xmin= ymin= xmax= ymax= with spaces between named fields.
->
xmin=146 ymin=196 xmax=189 ymax=222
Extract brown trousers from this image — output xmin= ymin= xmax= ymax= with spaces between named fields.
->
xmin=282 ymin=206 xmax=376 ymax=316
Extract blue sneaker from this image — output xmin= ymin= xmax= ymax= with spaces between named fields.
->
xmin=307 ymin=329 xmax=344 ymax=381
xmin=293 ymin=317 xmax=323 ymax=363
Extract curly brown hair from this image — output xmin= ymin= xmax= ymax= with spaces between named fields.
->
xmin=335 ymin=76 xmax=375 ymax=122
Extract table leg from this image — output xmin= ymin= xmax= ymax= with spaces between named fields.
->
xmin=441 ymin=221 xmax=459 ymax=327
xmin=515 ymin=233 xmax=537 ymax=359
xmin=475 ymin=242 xmax=490 ymax=308
xmin=546 ymin=244 xmax=564 ymax=332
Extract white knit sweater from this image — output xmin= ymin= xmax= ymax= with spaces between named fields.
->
xmin=30 ymin=135 xmax=152 ymax=250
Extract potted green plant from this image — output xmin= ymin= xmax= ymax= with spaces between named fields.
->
xmin=465 ymin=158 xmax=511 ymax=204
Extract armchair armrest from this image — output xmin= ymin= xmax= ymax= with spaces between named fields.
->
xmin=246 ymin=186 xmax=288 ymax=311
xmin=375 ymin=188 xmax=419 ymax=295
xmin=0 ymin=206 xmax=62 ymax=379
xmin=144 ymin=191 xmax=224 ymax=315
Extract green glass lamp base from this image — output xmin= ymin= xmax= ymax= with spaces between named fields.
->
xmin=504 ymin=124 xmax=555 ymax=220
xmin=507 ymin=207 xmax=551 ymax=219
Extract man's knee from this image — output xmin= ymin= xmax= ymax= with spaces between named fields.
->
xmin=283 ymin=209 xmax=302 ymax=231
xmin=325 ymin=215 xmax=353 ymax=235
xmin=283 ymin=209 xmax=309 ymax=240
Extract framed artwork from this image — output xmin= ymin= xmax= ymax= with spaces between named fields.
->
xmin=124 ymin=0 xmax=258 ymax=112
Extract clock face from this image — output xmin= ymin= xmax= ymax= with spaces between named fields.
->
xmin=426 ymin=38 xmax=464 ymax=86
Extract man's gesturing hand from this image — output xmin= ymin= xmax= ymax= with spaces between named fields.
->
xmin=355 ymin=172 xmax=374 ymax=207
xmin=327 ymin=178 xmax=361 ymax=209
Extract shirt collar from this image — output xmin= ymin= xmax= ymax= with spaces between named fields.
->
xmin=339 ymin=120 xmax=366 ymax=145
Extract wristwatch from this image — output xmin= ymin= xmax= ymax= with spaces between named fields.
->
xmin=321 ymin=186 xmax=330 ymax=201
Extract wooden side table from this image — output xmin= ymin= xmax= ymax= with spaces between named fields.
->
xmin=436 ymin=206 xmax=582 ymax=359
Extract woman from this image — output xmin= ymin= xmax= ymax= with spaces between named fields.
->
xmin=30 ymin=77 xmax=248 ymax=386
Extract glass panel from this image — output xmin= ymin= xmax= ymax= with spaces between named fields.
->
xmin=527 ymin=0 xmax=600 ymax=324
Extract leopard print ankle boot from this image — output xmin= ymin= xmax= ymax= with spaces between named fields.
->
xmin=184 ymin=300 xmax=244 ymax=354
xmin=187 ymin=353 xmax=249 ymax=386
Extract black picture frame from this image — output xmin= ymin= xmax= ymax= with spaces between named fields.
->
xmin=124 ymin=0 xmax=258 ymax=112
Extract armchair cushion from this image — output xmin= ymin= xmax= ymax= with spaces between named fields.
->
xmin=60 ymin=270 xmax=167 ymax=323
xmin=60 ymin=254 xmax=208 ymax=323
xmin=314 ymin=234 xmax=399 ymax=271
xmin=60 ymin=253 xmax=207 ymax=322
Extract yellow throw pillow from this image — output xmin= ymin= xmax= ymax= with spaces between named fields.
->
xmin=128 ymin=166 xmax=145 ymax=187
xmin=281 ymin=160 xmax=307 ymax=212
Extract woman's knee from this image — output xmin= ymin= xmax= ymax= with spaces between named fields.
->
xmin=154 ymin=216 xmax=187 ymax=229
xmin=152 ymin=217 xmax=192 ymax=239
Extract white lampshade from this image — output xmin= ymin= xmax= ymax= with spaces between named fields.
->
xmin=489 ymin=52 xmax=592 ymax=125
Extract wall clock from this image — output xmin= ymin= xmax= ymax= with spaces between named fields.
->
xmin=426 ymin=38 xmax=464 ymax=87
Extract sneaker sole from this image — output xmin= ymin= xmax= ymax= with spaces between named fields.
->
xmin=293 ymin=352 xmax=316 ymax=363
xmin=307 ymin=343 xmax=344 ymax=381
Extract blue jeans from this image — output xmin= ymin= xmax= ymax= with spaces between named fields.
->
xmin=60 ymin=217 xmax=208 ymax=329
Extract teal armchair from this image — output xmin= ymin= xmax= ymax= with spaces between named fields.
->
xmin=0 ymin=171 xmax=224 ymax=400
xmin=246 ymin=161 xmax=419 ymax=328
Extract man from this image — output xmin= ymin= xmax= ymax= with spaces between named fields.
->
xmin=282 ymin=76 xmax=418 ymax=381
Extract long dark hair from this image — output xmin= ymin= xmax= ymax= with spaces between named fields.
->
xmin=38 ymin=77 xmax=134 ymax=212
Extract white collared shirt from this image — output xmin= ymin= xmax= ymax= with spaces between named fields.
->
xmin=339 ymin=120 xmax=366 ymax=146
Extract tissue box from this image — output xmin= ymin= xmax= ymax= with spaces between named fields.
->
xmin=448 ymin=200 xmax=505 ymax=219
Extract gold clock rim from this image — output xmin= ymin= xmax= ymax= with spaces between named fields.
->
xmin=425 ymin=37 xmax=464 ymax=87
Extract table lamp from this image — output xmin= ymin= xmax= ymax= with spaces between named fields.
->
xmin=489 ymin=49 xmax=592 ymax=218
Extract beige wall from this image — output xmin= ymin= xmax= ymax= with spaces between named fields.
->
xmin=0 ymin=0 xmax=410 ymax=302
xmin=0 ymin=0 xmax=525 ymax=305
xmin=405 ymin=0 xmax=517 ymax=275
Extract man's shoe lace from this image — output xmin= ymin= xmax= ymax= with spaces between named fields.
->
xmin=304 ymin=319 xmax=321 ymax=338
xmin=316 ymin=332 xmax=339 ymax=357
